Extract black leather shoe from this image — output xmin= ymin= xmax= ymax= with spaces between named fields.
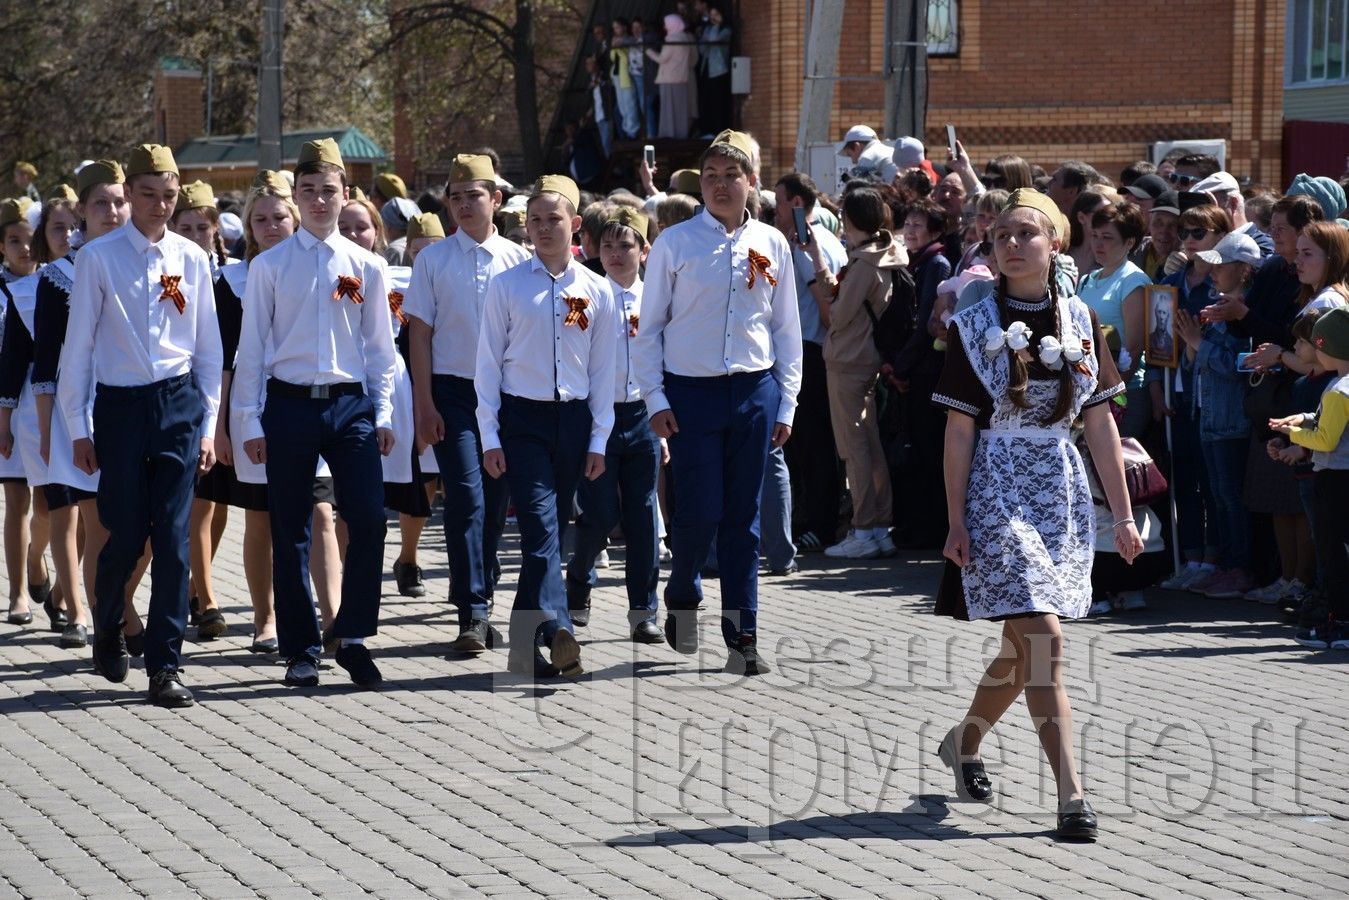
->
xmin=188 ymin=595 xmax=202 ymax=627
xmin=566 ymin=581 xmax=591 ymax=628
xmin=506 ymin=647 xmax=560 ymax=678
xmin=123 ymin=628 xmax=145 ymax=658
xmin=451 ymin=619 xmax=491 ymax=654
xmin=147 ymin=669 xmax=194 ymax=708
xmin=321 ymin=627 xmax=338 ymax=654
xmin=284 ymin=658 xmax=320 ymax=687
xmin=92 ymin=630 xmax=129 ymax=683
xmin=335 ymin=643 xmax=383 ymax=687
xmin=631 ymin=621 xmax=664 ymax=644
xmin=549 ymin=629 xmax=584 ymax=678
xmin=196 ymin=607 xmax=227 ymax=641
xmin=766 ymin=561 xmax=799 ymax=577
xmin=59 ymin=623 xmax=88 ymax=649
xmin=249 ymin=633 xmax=279 ymax=654
xmin=40 ymin=587 xmax=66 ymax=633
xmin=1056 ymin=798 xmax=1098 ymax=841
xmin=937 ymin=729 xmax=994 ymax=803
xmin=665 ymin=610 xmax=698 ymax=655
xmin=393 ymin=561 xmax=426 ymax=597
xmin=724 ymin=635 xmax=770 ymax=676
xmin=7 ymin=607 xmax=33 ymax=625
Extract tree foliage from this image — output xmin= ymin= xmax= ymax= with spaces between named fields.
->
xmin=0 ymin=0 xmax=393 ymax=187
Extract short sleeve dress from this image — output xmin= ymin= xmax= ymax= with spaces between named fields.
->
xmin=932 ymin=291 xmax=1124 ymax=620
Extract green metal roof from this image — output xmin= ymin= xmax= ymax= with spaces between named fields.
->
xmin=175 ymin=127 xmax=386 ymax=167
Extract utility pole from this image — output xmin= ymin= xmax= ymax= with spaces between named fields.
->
xmin=258 ymin=0 xmax=285 ymax=171
xmin=794 ymin=0 xmax=846 ymax=173
xmin=885 ymin=0 xmax=928 ymax=140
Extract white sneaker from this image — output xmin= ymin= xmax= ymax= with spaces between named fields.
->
xmin=1118 ymin=591 xmax=1147 ymax=611
xmin=873 ymin=532 xmax=897 ymax=557
xmin=1273 ymin=578 xmax=1308 ymax=606
xmin=1160 ymin=562 xmax=1208 ymax=590
xmin=1088 ymin=599 xmax=1113 ymax=616
xmin=596 ymin=549 xmax=610 ymax=568
xmin=824 ymin=531 xmax=882 ymax=559
xmin=1244 ymin=577 xmax=1287 ymax=603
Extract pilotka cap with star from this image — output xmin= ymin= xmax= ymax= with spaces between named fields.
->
xmin=126 ymin=144 xmax=179 ymax=177
xmin=533 ymin=174 xmax=580 ymax=211
xmin=708 ymin=129 xmax=754 ymax=162
xmin=76 ymin=160 xmax=124 ymax=196
xmin=449 ymin=154 xmax=496 ymax=185
xmin=177 ymin=180 xmax=216 ymax=212
xmin=252 ymin=169 xmax=291 ymax=195
xmin=297 ymin=138 xmax=344 ymax=170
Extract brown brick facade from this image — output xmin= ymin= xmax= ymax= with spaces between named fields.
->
xmin=154 ymin=67 xmax=205 ymax=152
xmin=743 ymin=0 xmax=1284 ymax=187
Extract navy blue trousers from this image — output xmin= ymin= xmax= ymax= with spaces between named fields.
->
xmin=93 ymin=373 xmax=202 ymax=676
xmin=663 ymin=369 xmax=778 ymax=646
xmin=567 ymin=400 xmax=660 ymax=621
xmin=498 ymin=394 xmax=590 ymax=660
xmin=429 ymin=375 xmax=508 ymax=627
xmin=263 ymin=392 xmax=386 ymax=662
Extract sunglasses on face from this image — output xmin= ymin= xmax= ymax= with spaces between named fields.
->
xmin=1168 ymin=172 xmax=1199 ymax=186
xmin=1180 ymin=227 xmax=1211 ymax=240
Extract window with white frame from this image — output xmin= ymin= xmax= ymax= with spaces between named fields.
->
xmin=927 ymin=0 xmax=958 ymax=56
xmin=1289 ymin=0 xmax=1349 ymax=85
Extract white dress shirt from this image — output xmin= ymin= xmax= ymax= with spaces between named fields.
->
xmin=475 ymin=255 xmax=618 ymax=455
xmin=401 ymin=228 xmax=530 ymax=378
xmin=608 ymin=275 xmax=645 ymax=404
xmin=232 ymin=226 xmax=397 ymax=443
xmin=58 ymin=222 xmax=223 ymax=439
xmin=632 ymin=209 xmax=803 ymax=425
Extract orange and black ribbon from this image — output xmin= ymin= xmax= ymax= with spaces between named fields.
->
xmin=628 ymin=314 xmax=639 ymax=337
xmin=563 ymin=295 xmax=590 ymax=331
xmin=159 ymin=274 xmax=186 ymax=314
xmin=1074 ymin=338 xmax=1093 ymax=377
xmin=388 ymin=290 xmax=407 ymax=325
xmin=746 ymin=249 xmax=778 ymax=290
xmin=333 ymin=275 xmax=365 ymax=305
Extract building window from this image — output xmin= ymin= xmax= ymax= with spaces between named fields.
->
xmin=926 ymin=0 xmax=958 ymax=56
xmin=1289 ymin=0 xmax=1349 ymax=85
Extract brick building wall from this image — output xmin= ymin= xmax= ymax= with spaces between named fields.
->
xmin=154 ymin=66 xmax=205 ymax=151
xmin=741 ymin=0 xmax=1285 ymax=188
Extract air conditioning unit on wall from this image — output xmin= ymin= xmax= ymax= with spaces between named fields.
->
xmin=1151 ymin=139 xmax=1227 ymax=169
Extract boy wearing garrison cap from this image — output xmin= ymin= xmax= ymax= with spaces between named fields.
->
xmin=405 ymin=154 xmax=529 ymax=655
xmin=564 ymin=207 xmax=665 ymax=642
xmin=233 ymin=138 xmax=398 ymax=689
xmin=58 ymin=144 xmax=223 ymax=707
xmin=474 ymin=174 xmax=618 ymax=678
xmin=632 ymin=130 xmax=802 ymax=677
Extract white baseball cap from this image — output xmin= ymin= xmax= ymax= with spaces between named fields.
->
xmin=1194 ymin=231 xmax=1262 ymax=267
xmin=1192 ymin=171 xmax=1240 ymax=197
xmin=837 ymin=124 xmax=878 ymax=156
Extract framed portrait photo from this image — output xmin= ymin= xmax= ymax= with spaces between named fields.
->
xmin=1144 ymin=284 xmax=1179 ymax=368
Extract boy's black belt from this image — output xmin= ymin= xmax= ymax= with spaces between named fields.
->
xmin=267 ymin=378 xmax=364 ymax=400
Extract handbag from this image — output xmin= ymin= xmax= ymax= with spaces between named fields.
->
xmin=1084 ymin=437 xmax=1168 ymax=507
xmin=1117 ymin=437 xmax=1169 ymax=506
xmin=1242 ymin=369 xmax=1295 ymax=433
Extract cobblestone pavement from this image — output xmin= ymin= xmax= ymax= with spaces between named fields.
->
xmin=0 ymin=507 xmax=1345 ymax=899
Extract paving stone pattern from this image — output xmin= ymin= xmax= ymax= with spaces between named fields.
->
xmin=0 ymin=510 xmax=1345 ymax=898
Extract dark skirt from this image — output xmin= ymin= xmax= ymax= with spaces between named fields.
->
xmin=43 ymin=482 xmax=96 ymax=511
xmin=196 ymin=462 xmax=269 ymax=512
xmin=383 ymin=450 xmax=432 ymax=517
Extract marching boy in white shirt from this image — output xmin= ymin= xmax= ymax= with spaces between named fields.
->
xmin=233 ymin=139 xmax=398 ymax=690
xmin=632 ymin=130 xmax=802 ymax=677
xmin=475 ymin=175 xmax=618 ymax=678
xmin=59 ymin=144 xmax=223 ymax=707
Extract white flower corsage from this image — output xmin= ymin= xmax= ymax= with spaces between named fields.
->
xmin=984 ymin=321 xmax=1032 ymax=356
xmin=1038 ymin=334 xmax=1086 ymax=370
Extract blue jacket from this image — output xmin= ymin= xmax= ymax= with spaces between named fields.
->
xmin=1185 ymin=320 xmax=1251 ymax=440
